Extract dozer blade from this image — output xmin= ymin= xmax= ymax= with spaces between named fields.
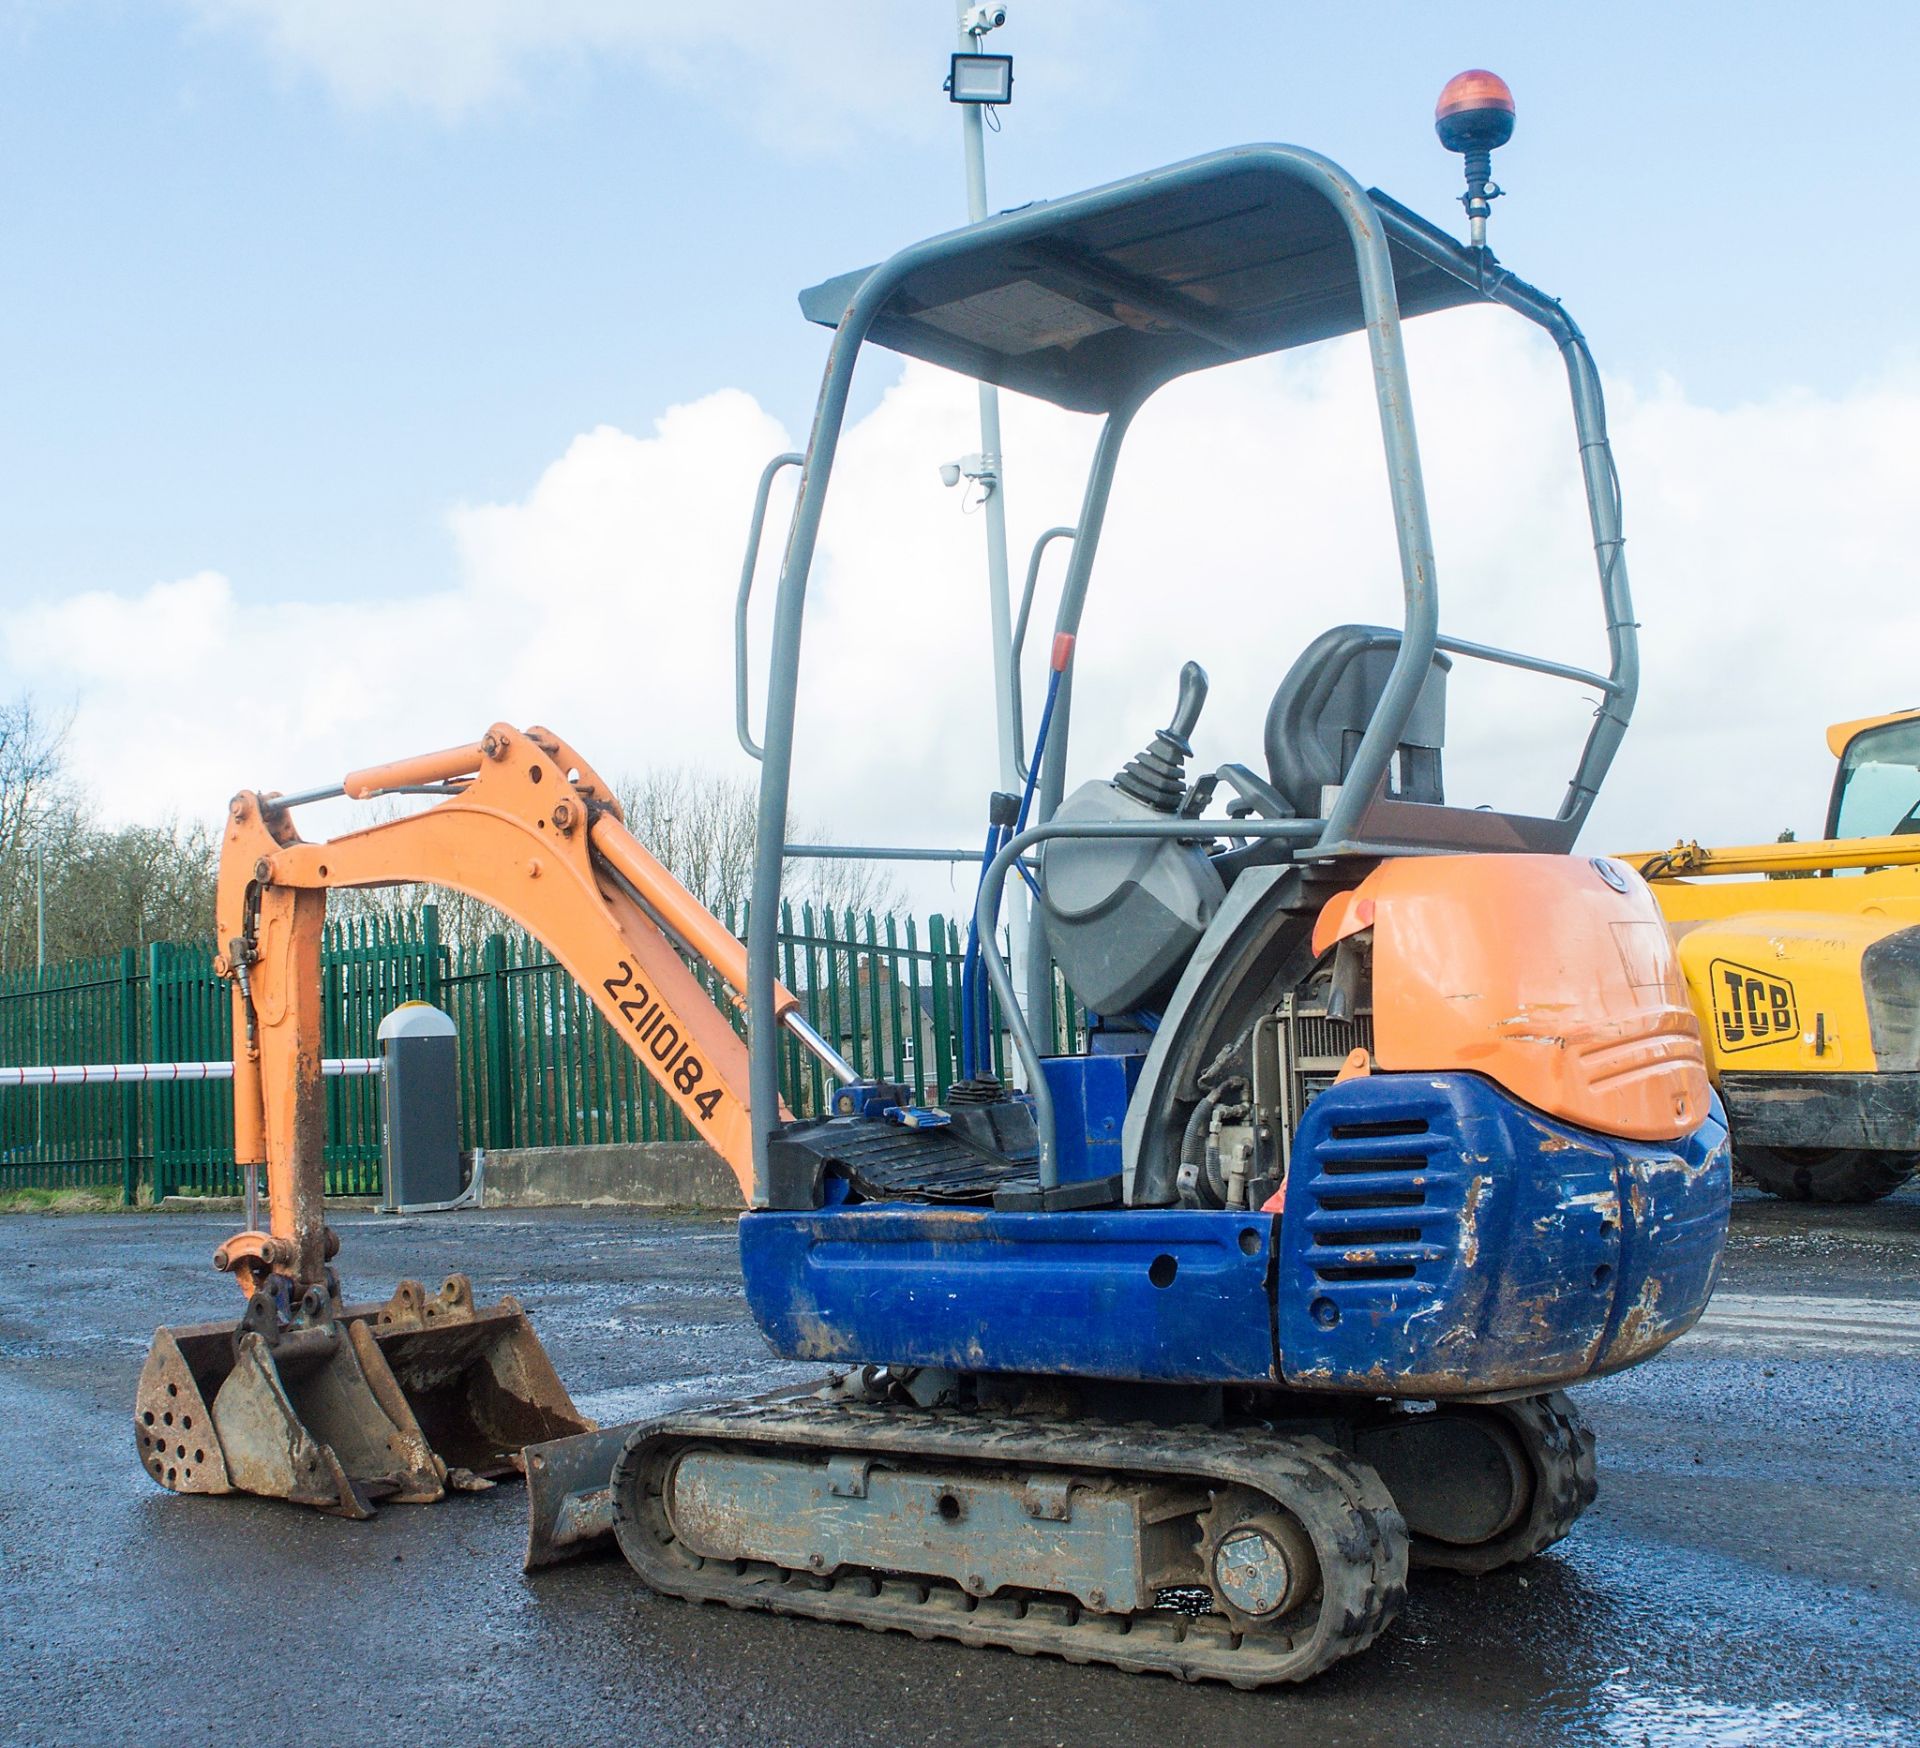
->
xmin=523 ymin=1382 xmax=825 ymax=1569
xmin=136 ymin=1274 xmax=592 ymax=1515
xmin=523 ymin=1424 xmax=639 ymax=1568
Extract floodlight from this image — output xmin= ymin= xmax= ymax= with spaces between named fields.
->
xmin=947 ymin=52 xmax=1013 ymax=105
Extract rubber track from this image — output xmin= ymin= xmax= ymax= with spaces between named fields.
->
xmin=608 ymin=1398 xmax=1408 ymax=1689
xmin=1410 ymin=1390 xmax=1598 ymax=1574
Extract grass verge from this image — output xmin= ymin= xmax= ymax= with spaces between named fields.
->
xmin=0 ymin=1183 xmax=149 ymax=1214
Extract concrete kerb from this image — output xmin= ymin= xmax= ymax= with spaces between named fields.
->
xmin=147 ymin=1148 xmax=737 ymax=1213
xmin=480 ymin=1142 xmax=739 ymax=1210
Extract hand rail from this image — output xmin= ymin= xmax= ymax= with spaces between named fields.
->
xmin=1011 ymin=526 xmax=1075 ymax=779
xmin=736 ymin=452 xmax=804 ymax=761
xmin=1432 ymin=633 xmax=1621 ymax=697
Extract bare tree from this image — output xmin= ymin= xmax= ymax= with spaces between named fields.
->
xmin=0 ymin=697 xmax=73 ymax=927
xmin=0 ymin=697 xmax=220 ymax=970
xmin=797 ymin=841 xmax=908 ymax=922
xmin=0 ymin=697 xmax=68 ymax=868
xmin=32 ymin=818 xmax=220 ymax=961
xmin=615 ymin=766 xmax=902 ymax=923
xmin=618 ymin=767 xmax=760 ymax=919
xmin=0 ymin=699 xmax=76 ymax=972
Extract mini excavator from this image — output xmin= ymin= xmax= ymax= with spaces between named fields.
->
xmin=138 ymin=75 xmax=1731 ymax=1686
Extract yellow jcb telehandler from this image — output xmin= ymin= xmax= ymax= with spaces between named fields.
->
xmin=1626 ymin=709 xmax=1920 ymax=1202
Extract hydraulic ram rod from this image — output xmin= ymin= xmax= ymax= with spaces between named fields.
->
xmin=589 ymin=816 xmax=860 ymax=1087
xmin=0 ymin=1058 xmax=382 ymax=1088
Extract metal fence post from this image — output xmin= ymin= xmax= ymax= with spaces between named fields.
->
xmin=484 ymin=932 xmax=515 ymax=1150
xmin=926 ymin=914 xmax=952 ymax=1098
xmin=146 ymin=942 xmax=167 ymax=1202
xmin=421 ymin=902 xmax=443 ymax=1005
xmin=119 ymin=947 xmax=140 ymax=1204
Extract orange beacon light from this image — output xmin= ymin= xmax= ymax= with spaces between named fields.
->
xmin=1435 ymin=69 xmax=1515 ymax=245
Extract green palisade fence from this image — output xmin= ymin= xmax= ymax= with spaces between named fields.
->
xmin=148 ymin=941 xmax=233 ymax=1199
xmin=0 ymin=949 xmax=146 ymax=1196
xmin=322 ymin=912 xmax=442 ymax=1194
xmin=1 ymin=902 xmax=1086 ymax=1201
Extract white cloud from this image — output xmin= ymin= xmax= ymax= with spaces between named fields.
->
xmin=182 ymin=1 xmax=1123 ymax=141
xmin=7 ymin=386 xmax=791 ymax=845
xmin=11 ymin=314 xmax=1920 ymax=917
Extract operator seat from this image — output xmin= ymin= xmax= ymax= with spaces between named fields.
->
xmin=1265 ymin=624 xmax=1450 ymax=818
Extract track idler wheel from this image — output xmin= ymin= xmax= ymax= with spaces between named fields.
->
xmin=1356 ymin=1391 xmax=1597 ymax=1574
xmin=1198 ymin=1488 xmax=1322 ymax=1628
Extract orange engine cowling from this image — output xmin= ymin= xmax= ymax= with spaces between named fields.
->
xmin=1313 ymin=854 xmax=1709 ymax=1143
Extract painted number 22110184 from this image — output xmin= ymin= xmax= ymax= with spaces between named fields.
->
xmin=601 ymin=961 xmax=725 ymax=1121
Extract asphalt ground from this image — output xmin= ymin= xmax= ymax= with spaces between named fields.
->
xmin=2 ymin=1185 xmax=1917 ymax=1747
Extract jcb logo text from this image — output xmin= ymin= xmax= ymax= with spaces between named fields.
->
xmin=1708 ymin=957 xmax=1799 ymax=1052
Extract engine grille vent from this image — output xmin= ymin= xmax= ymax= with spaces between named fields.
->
xmin=1253 ymin=997 xmax=1379 ymax=1179
xmin=1306 ymin=1117 xmax=1437 ymax=1283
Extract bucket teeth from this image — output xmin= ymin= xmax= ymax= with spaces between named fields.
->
xmin=136 ymin=1276 xmax=591 ymax=1517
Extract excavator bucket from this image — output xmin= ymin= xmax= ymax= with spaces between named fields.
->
xmin=136 ymin=1275 xmax=592 ymax=1516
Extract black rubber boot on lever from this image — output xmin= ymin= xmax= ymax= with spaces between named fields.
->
xmin=1114 ymin=660 xmax=1209 ymax=813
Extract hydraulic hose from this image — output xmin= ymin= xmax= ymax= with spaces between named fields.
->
xmin=959 ymin=635 xmax=1075 ymax=1081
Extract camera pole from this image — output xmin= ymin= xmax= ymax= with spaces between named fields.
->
xmin=952 ymin=0 xmax=1030 ymax=1055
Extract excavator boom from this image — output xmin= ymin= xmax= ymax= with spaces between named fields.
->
xmin=138 ymin=721 xmax=845 ymax=1516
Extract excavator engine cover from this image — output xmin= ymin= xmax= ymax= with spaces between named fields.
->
xmin=136 ymin=1274 xmax=591 ymax=1516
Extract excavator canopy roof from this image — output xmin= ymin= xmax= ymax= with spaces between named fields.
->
xmin=800 ymin=147 xmax=1488 ymax=414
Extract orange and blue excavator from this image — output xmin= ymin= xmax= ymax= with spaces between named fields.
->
xmin=137 ymin=75 xmax=1729 ymax=1686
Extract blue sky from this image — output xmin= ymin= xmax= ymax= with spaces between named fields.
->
xmin=4 ymin=2 xmax=1919 ymax=883
xmin=5 ymin=2 xmax=1916 ymax=612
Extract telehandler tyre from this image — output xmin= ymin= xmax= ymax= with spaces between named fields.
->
xmin=1737 ymin=1144 xmax=1918 ymax=1204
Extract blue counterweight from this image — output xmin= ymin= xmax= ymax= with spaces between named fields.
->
xmin=738 ymin=1073 xmax=1729 ymax=1399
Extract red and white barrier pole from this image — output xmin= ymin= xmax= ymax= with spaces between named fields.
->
xmin=0 ymin=1058 xmax=381 ymax=1087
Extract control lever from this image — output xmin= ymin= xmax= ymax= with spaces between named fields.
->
xmin=1166 ymin=660 xmax=1209 ymax=751
xmin=1115 ymin=661 xmax=1210 ymax=814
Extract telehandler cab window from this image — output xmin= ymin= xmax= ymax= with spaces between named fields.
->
xmin=1831 ymin=720 xmax=1920 ymax=839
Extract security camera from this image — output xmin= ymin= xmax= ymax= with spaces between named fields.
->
xmin=966 ymin=3 xmax=1008 ymax=33
xmin=939 ymin=461 xmax=964 ymax=488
